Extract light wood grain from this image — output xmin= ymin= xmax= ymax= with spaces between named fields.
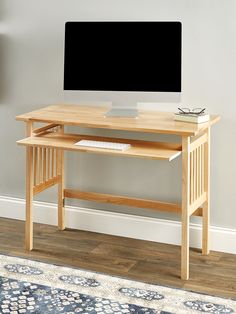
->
xmin=17 ymin=133 xmax=182 ymax=161
xmin=33 ymin=147 xmax=38 ymax=185
xmin=193 ymin=150 xmax=197 ymax=202
xmin=203 ymin=128 xmax=210 ymax=255
xmin=202 ymin=144 xmax=204 ymax=196
xmin=33 ymin=176 xmax=61 ymax=195
xmin=189 ymin=138 xmax=207 ymax=207
xmin=181 ymin=136 xmax=190 ymax=280
xmin=47 ymin=149 xmax=51 ymax=180
xmin=191 ymin=207 xmax=203 ymax=216
xmin=25 ymin=121 xmax=33 ymax=251
xmin=16 ymin=106 xmax=220 ymax=280
xmin=64 ymin=188 xmax=202 ymax=218
xmin=190 ymin=133 xmax=207 ymax=152
xmin=57 ymin=125 xmax=65 ymax=231
xmin=16 ymin=104 xmax=220 ymax=136
xmin=196 ymin=147 xmax=199 ymax=199
xmin=43 ymin=148 xmax=46 ymax=182
xmin=64 ymin=189 xmax=182 ymax=214
xmin=51 ymin=149 xmax=55 ymax=178
xmin=39 ymin=147 xmax=43 ymax=183
xmin=198 ymin=146 xmax=201 ymax=197
xmin=189 ymin=193 xmax=207 ymax=216
xmin=34 ymin=123 xmax=59 ymax=134
xmin=190 ymin=152 xmax=193 ymax=205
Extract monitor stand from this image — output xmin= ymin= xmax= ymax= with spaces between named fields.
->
xmin=105 ymin=103 xmax=138 ymax=118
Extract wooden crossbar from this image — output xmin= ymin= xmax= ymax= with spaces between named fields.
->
xmin=33 ymin=176 xmax=61 ymax=195
xmin=64 ymin=189 xmax=203 ymax=217
xmin=34 ymin=123 xmax=60 ymax=134
xmin=65 ymin=189 xmax=181 ymax=213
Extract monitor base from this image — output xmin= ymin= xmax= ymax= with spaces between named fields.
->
xmin=105 ymin=108 xmax=138 ymax=118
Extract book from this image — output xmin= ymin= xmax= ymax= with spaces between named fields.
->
xmin=174 ymin=113 xmax=209 ymax=124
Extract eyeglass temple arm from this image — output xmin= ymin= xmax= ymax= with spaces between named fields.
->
xmin=178 ymin=108 xmax=186 ymax=114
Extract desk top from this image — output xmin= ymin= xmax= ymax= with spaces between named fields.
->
xmin=16 ymin=104 xmax=220 ymax=136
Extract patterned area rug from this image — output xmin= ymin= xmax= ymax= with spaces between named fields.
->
xmin=0 ymin=254 xmax=235 ymax=314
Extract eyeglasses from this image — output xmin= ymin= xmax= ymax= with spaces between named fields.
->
xmin=178 ymin=108 xmax=206 ymax=115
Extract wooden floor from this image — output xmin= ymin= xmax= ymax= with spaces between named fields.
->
xmin=0 ymin=217 xmax=235 ymax=299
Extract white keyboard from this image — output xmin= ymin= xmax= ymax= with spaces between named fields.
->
xmin=75 ymin=140 xmax=131 ymax=151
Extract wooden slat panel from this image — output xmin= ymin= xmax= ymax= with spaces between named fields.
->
xmin=196 ymin=147 xmax=199 ymax=199
xmin=192 ymin=207 xmax=203 ymax=217
xmin=33 ymin=147 xmax=38 ymax=186
xmin=193 ymin=149 xmax=197 ymax=203
xmin=47 ymin=148 xmax=51 ymax=180
xmin=190 ymin=152 xmax=193 ymax=205
xmin=190 ymin=145 xmax=206 ymax=206
xmin=51 ymin=149 xmax=55 ymax=178
xmin=190 ymin=133 xmax=208 ymax=152
xmin=189 ymin=192 xmax=207 ymax=216
xmin=198 ymin=146 xmax=201 ymax=198
xmin=190 ymin=133 xmax=208 ymax=204
xmin=188 ymin=132 xmax=207 ymax=217
xmin=202 ymin=144 xmax=205 ymax=193
xmin=199 ymin=145 xmax=202 ymax=197
xmin=34 ymin=176 xmax=61 ymax=195
xmin=43 ymin=148 xmax=46 ymax=182
xmin=198 ymin=146 xmax=200 ymax=198
xmin=39 ymin=147 xmax=43 ymax=184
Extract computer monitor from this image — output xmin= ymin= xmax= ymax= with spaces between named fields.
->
xmin=64 ymin=21 xmax=182 ymax=117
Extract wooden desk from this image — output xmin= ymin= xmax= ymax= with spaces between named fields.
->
xmin=16 ymin=104 xmax=220 ymax=280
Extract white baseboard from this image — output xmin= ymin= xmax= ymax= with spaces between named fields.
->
xmin=0 ymin=195 xmax=235 ymax=254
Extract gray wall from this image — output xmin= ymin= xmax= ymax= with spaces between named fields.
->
xmin=0 ymin=0 xmax=236 ymax=228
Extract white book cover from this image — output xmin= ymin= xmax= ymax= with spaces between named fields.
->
xmin=174 ymin=113 xmax=210 ymax=124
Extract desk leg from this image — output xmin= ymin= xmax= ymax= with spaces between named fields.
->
xmin=202 ymin=128 xmax=210 ymax=255
xmin=25 ymin=122 xmax=33 ymax=251
xmin=181 ymin=136 xmax=190 ymax=280
xmin=57 ymin=125 xmax=65 ymax=230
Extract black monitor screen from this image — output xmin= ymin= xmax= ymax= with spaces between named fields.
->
xmin=64 ymin=21 xmax=182 ymax=92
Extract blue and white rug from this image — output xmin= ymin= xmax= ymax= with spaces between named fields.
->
xmin=0 ymin=254 xmax=235 ymax=313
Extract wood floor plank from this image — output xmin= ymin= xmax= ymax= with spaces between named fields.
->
xmin=0 ymin=217 xmax=235 ymax=299
xmin=92 ymin=243 xmax=181 ymax=261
